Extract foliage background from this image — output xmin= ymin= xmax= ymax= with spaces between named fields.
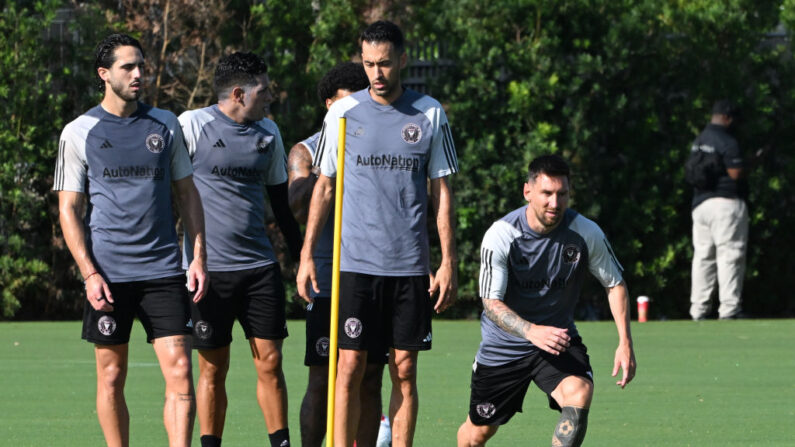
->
xmin=1 ymin=0 xmax=793 ymax=320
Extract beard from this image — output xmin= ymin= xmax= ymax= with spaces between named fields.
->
xmin=108 ymin=79 xmax=141 ymax=102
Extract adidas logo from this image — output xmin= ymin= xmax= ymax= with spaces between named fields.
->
xmin=422 ymin=332 xmax=432 ymax=343
xmin=100 ymin=140 xmax=113 ymax=149
xmin=212 ymin=139 xmax=226 ymax=148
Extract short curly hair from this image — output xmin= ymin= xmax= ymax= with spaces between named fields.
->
xmin=317 ymin=62 xmax=369 ymax=103
xmin=214 ymin=52 xmax=268 ymax=98
xmin=94 ymin=34 xmax=144 ymax=92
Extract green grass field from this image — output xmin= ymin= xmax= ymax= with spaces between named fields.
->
xmin=1 ymin=319 xmax=793 ymax=446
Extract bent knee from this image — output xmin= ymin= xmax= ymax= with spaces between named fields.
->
xmin=459 ymin=420 xmax=497 ymax=446
xmin=553 ymin=377 xmax=593 ymax=408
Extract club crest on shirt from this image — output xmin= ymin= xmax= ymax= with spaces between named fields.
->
xmin=562 ymin=244 xmax=581 ymax=264
xmin=256 ymin=137 xmax=271 ymax=154
xmin=476 ymin=402 xmax=496 ymax=419
xmin=401 ymin=123 xmax=422 ymax=144
xmin=194 ymin=320 xmax=213 ymax=340
xmin=344 ymin=317 xmax=363 ymax=339
xmin=145 ymin=133 xmax=165 ymax=153
xmin=98 ymin=315 xmax=117 ymax=336
xmin=315 ymin=337 xmax=330 ymax=357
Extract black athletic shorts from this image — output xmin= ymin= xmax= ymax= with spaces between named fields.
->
xmin=338 ymin=272 xmax=432 ymax=352
xmin=468 ymin=338 xmax=593 ymax=426
xmin=191 ymin=264 xmax=288 ymax=349
xmin=304 ymin=298 xmax=389 ymax=366
xmin=82 ymin=275 xmax=192 ymax=345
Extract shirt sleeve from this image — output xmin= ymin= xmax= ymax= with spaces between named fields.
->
xmin=479 ymin=221 xmax=520 ymax=300
xmin=570 ymin=215 xmax=624 ymax=288
xmin=721 ymin=137 xmax=743 ymax=169
xmin=53 ymin=124 xmax=88 ymax=193
xmin=169 ymin=117 xmax=194 ymax=181
xmin=263 ymin=122 xmax=288 ymax=185
xmin=177 ymin=111 xmax=200 ymax=159
xmin=427 ymin=104 xmax=459 ymax=179
xmin=317 ymin=106 xmax=342 ymax=178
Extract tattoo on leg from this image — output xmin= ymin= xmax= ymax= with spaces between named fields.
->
xmin=551 ymin=406 xmax=589 ymax=447
xmin=178 ymin=392 xmax=194 ymax=402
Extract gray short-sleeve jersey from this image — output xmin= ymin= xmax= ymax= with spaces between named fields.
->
xmin=301 ymin=132 xmax=334 ymax=298
xmin=179 ymin=105 xmax=288 ymax=271
xmin=53 ymin=103 xmax=193 ymax=282
xmin=476 ymin=206 xmax=624 ymax=366
xmin=314 ymin=88 xmax=458 ymax=275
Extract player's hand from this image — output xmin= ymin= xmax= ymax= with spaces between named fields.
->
xmin=85 ymin=273 xmax=114 ymax=312
xmin=612 ymin=343 xmax=636 ymax=388
xmin=296 ymin=257 xmax=317 ymax=304
xmin=429 ymin=262 xmax=457 ymax=313
xmin=187 ymin=259 xmax=208 ymax=303
xmin=526 ymin=324 xmax=570 ymax=355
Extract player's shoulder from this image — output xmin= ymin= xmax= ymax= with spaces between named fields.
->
xmin=327 ymin=90 xmax=365 ymax=117
xmin=253 ymin=116 xmax=281 ymax=136
xmin=297 ymin=131 xmax=321 ymax=153
xmin=62 ymin=106 xmax=103 ymax=138
xmin=482 ymin=207 xmax=525 ymax=248
xmin=408 ymin=89 xmax=443 ymax=113
xmin=565 ymin=209 xmax=606 ymax=241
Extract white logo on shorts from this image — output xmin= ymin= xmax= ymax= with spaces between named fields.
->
xmin=315 ymin=337 xmax=330 ymax=357
xmin=476 ymin=402 xmax=496 ymax=419
xmin=194 ymin=320 xmax=213 ymax=340
xmin=344 ymin=317 xmax=363 ymax=339
xmin=98 ymin=316 xmax=117 ymax=336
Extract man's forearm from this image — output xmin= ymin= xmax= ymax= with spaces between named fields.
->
xmin=482 ymin=298 xmax=532 ymax=340
xmin=432 ymin=176 xmax=457 ymax=265
xmin=267 ymin=182 xmax=303 ymax=260
xmin=175 ymin=178 xmax=206 ymax=263
xmin=58 ymin=191 xmax=96 ymax=278
xmin=301 ymin=174 xmax=334 ymax=260
xmin=607 ymin=282 xmax=633 ymax=345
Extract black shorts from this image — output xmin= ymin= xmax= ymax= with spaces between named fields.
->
xmin=191 ymin=264 xmax=288 ymax=349
xmin=338 ymin=272 xmax=432 ymax=352
xmin=82 ymin=275 xmax=192 ymax=345
xmin=468 ymin=338 xmax=593 ymax=426
xmin=304 ymin=298 xmax=389 ymax=366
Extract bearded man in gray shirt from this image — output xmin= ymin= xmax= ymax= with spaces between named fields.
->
xmin=297 ymin=20 xmax=459 ymax=447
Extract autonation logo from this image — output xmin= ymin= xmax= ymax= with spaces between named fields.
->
xmin=355 ymin=154 xmax=420 ymax=172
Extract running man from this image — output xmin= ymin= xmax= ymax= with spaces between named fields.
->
xmin=287 ymin=62 xmax=387 ymax=447
xmin=178 ymin=52 xmax=302 ymax=447
xmin=55 ymin=33 xmax=207 ymax=447
xmin=297 ymin=20 xmax=459 ymax=447
xmin=457 ymin=155 xmax=636 ymax=447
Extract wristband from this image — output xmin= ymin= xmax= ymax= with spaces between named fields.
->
xmin=84 ymin=271 xmax=99 ymax=281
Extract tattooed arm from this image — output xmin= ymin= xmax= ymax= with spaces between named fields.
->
xmin=287 ymin=142 xmax=317 ymax=224
xmin=481 ymin=298 xmax=571 ymax=355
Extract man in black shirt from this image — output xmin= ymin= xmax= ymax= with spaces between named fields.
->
xmin=689 ymin=100 xmax=749 ymax=320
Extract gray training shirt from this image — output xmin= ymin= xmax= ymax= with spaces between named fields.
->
xmin=301 ymin=132 xmax=334 ymax=298
xmin=53 ymin=103 xmax=193 ymax=282
xmin=314 ymin=88 xmax=458 ymax=276
xmin=477 ymin=206 xmax=624 ymax=366
xmin=179 ymin=105 xmax=288 ymax=271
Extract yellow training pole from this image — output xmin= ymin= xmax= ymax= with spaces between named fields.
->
xmin=326 ymin=117 xmax=346 ymax=447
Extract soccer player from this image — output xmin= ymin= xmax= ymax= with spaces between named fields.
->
xmin=55 ymin=33 xmax=207 ymax=447
xmin=287 ymin=62 xmax=387 ymax=447
xmin=297 ymin=21 xmax=459 ymax=447
xmin=456 ymin=155 xmax=636 ymax=447
xmin=178 ymin=52 xmax=302 ymax=447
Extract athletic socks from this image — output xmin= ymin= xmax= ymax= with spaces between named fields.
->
xmin=551 ymin=406 xmax=589 ymax=447
xmin=200 ymin=434 xmax=222 ymax=447
xmin=268 ymin=428 xmax=290 ymax=447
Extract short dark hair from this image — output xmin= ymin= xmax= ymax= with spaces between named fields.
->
xmin=711 ymin=99 xmax=738 ymax=118
xmin=527 ymin=154 xmax=570 ymax=182
xmin=317 ymin=62 xmax=369 ymax=103
xmin=94 ymin=34 xmax=144 ymax=92
xmin=361 ymin=20 xmax=405 ymax=54
xmin=214 ymin=52 xmax=269 ymax=98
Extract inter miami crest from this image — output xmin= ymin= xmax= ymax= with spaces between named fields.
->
xmin=476 ymin=402 xmax=496 ymax=419
xmin=401 ymin=123 xmax=422 ymax=144
xmin=145 ymin=133 xmax=165 ymax=153
xmin=97 ymin=315 xmax=117 ymax=336
xmin=562 ymin=244 xmax=581 ymax=264
xmin=344 ymin=317 xmax=363 ymax=339
xmin=194 ymin=320 xmax=213 ymax=340
xmin=315 ymin=337 xmax=330 ymax=357
xmin=256 ymin=138 xmax=270 ymax=154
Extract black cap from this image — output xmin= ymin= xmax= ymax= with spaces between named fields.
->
xmin=712 ymin=100 xmax=737 ymax=118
